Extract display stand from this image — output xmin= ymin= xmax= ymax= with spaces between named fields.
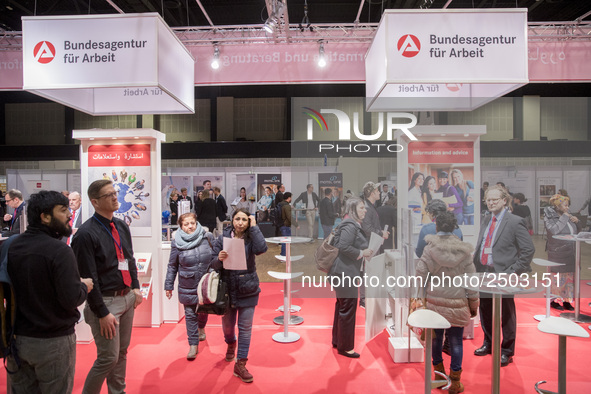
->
xmin=532 ymin=258 xmax=565 ymax=322
xmin=265 ymin=236 xmax=311 ymax=343
xmin=552 ymin=234 xmax=591 ymax=323
xmin=74 ymin=128 xmax=165 ymax=328
xmin=160 ymin=243 xmax=185 ymax=323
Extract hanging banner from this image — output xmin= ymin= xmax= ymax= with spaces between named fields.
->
xmin=21 ymin=13 xmax=194 ymax=115
xmin=2 ymin=39 xmax=591 ymax=91
xmin=88 ymin=144 xmax=151 ymax=167
xmin=366 ymin=9 xmax=528 ymax=111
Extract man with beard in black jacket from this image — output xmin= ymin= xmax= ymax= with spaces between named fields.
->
xmin=6 ymin=190 xmax=93 ymax=393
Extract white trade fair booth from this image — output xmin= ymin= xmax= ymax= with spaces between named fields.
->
xmin=363 ymin=8 xmax=526 ymax=364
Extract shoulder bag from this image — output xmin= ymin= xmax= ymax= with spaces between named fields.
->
xmin=197 ymin=270 xmax=229 ymax=315
xmin=315 ymin=229 xmax=339 ymax=273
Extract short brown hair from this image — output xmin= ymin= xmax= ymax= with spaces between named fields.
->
xmin=88 ymin=179 xmax=113 ymax=200
xmin=178 ymin=212 xmax=197 ymax=227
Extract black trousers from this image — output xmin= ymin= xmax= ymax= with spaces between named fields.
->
xmin=332 ymin=297 xmax=357 ymax=352
xmin=479 ymin=295 xmax=516 ymax=356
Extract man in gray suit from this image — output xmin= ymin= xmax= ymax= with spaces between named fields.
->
xmin=473 ymin=185 xmax=534 ymax=366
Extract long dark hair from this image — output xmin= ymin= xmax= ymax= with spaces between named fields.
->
xmin=230 ymin=208 xmax=252 ymax=241
xmin=421 ymin=175 xmax=435 ymax=203
xmin=409 ymin=172 xmax=424 ymax=191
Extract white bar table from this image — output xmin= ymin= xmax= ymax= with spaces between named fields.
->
xmin=275 ymin=254 xmax=304 ymax=313
xmin=265 ymin=236 xmax=312 ymax=343
xmin=466 ymin=273 xmax=542 ymax=394
xmin=532 ymin=258 xmax=565 ymax=322
xmin=552 ymin=234 xmax=591 ymax=323
xmin=407 ymin=309 xmax=451 ymax=394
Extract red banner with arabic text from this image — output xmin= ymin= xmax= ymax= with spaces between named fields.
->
xmin=88 ymin=144 xmax=150 ymax=167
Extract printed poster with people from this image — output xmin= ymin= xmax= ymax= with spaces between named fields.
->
xmin=88 ymin=144 xmax=151 ymax=230
xmin=407 ymin=141 xmax=475 ymax=234
xmin=256 ymin=174 xmax=281 ymax=223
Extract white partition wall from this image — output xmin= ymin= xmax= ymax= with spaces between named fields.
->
xmin=74 ymin=128 xmax=165 ymax=328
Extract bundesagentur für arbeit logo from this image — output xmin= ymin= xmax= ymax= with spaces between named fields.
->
xmin=33 ymin=41 xmax=56 ymax=64
xmin=397 ymin=34 xmax=421 ymax=58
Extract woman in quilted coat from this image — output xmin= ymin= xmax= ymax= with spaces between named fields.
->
xmin=416 ymin=212 xmax=479 ymax=394
xmin=164 ymin=212 xmax=213 ymax=360
xmin=211 ymin=208 xmax=268 ymax=383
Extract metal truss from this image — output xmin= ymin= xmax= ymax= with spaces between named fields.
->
xmin=173 ymin=23 xmax=379 ymax=46
xmin=1 ymin=21 xmax=590 ymax=51
xmin=528 ymin=21 xmax=591 ymax=42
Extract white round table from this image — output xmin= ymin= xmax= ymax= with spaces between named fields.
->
xmin=265 ymin=236 xmax=312 ymax=343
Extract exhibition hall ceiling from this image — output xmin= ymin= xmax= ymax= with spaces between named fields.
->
xmin=0 ymin=0 xmax=588 ymax=32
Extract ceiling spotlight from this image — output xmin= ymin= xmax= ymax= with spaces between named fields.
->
xmin=263 ymin=1 xmax=284 ymax=34
xmin=318 ymin=41 xmax=326 ymax=68
xmin=299 ymin=0 xmax=312 ymax=32
xmin=211 ymin=45 xmax=220 ymax=70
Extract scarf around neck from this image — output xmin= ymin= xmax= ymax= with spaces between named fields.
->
xmin=174 ymin=223 xmax=205 ymax=250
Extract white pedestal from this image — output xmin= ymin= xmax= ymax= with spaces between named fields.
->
xmin=388 ymin=336 xmax=424 ymax=363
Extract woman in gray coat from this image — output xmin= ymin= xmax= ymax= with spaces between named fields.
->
xmin=544 ymin=194 xmax=578 ymax=311
xmin=416 ymin=212 xmax=479 ymax=394
xmin=165 ymin=213 xmax=213 ymax=360
xmin=329 ymin=197 xmax=372 ymax=358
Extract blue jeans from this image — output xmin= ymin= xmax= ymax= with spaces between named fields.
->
xmin=184 ymin=305 xmax=209 ymax=345
xmin=280 ymin=226 xmax=291 ymax=256
xmin=433 ymin=326 xmax=464 ymax=372
xmin=463 ymin=214 xmax=474 ymax=225
xmin=8 ymin=333 xmax=76 ymax=394
xmin=222 ymin=306 xmax=255 ymax=360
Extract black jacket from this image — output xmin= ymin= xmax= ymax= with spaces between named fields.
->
xmin=211 ymin=225 xmax=268 ymax=308
xmin=294 ymin=191 xmax=319 ymax=208
xmin=2 ymin=202 xmax=25 ymax=238
xmin=8 ymin=225 xmax=88 ymax=338
xmin=319 ymin=197 xmax=338 ymax=226
xmin=196 ymin=198 xmax=217 ymax=231
xmin=215 ymin=194 xmax=228 ymax=222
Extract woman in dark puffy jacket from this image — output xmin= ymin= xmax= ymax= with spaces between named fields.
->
xmin=211 ymin=208 xmax=267 ymax=383
xmin=164 ymin=213 xmax=213 ymax=360
xmin=328 ymin=197 xmax=372 ymax=358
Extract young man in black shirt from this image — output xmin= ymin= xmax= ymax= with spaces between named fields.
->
xmin=6 ymin=190 xmax=92 ymax=393
xmin=72 ymin=179 xmax=143 ymax=394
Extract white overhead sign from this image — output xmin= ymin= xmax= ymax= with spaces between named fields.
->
xmin=22 ymin=13 xmax=194 ymax=115
xmin=366 ymin=9 xmax=529 ymax=111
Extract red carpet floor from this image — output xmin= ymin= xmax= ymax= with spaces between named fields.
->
xmin=2 ymin=282 xmax=591 ymax=393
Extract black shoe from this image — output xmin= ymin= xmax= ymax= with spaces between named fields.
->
xmin=563 ymin=302 xmax=574 ymax=311
xmin=359 ymin=300 xmax=365 ymax=309
xmin=332 ymin=343 xmax=337 ymax=349
xmin=501 ymin=354 xmax=513 ymax=367
xmin=442 ymin=340 xmax=451 ymax=356
xmin=474 ymin=344 xmax=492 ymax=356
xmin=338 ymin=350 xmax=360 ymax=358
xmin=550 ymin=301 xmax=564 ymax=311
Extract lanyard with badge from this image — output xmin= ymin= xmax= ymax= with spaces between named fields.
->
xmin=93 ymin=216 xmax=129 ymax=271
